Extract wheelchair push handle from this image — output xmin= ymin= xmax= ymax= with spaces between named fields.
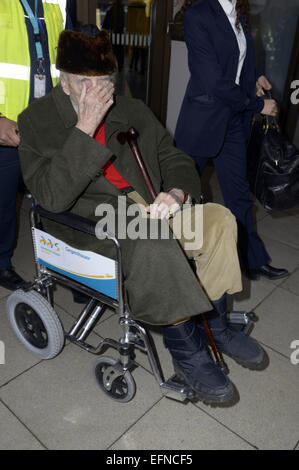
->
xmin=117 ymin=127 xmax=157 ymax=202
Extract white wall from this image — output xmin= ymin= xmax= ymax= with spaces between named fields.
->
xmin=166 ymin=40 xmax=190 ymax=137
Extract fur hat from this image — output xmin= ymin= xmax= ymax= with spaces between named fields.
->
xmin=56 ymin=25 xmax=117 ymax=76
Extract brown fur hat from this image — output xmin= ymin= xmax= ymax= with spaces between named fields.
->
xmin=56 ymin=25 xmax=117 ymax=76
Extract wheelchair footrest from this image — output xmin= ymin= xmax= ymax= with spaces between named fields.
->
xmin=227 ymin=311 xmax=257 ymax=334
xmin=227 ymin=311 xmax=257 ymax=325
xmin=161 ymin=375 xmax=195 ymax=402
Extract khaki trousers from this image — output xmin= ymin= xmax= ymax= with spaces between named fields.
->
xmin=127 ymin=192 xmax=242 ymax=301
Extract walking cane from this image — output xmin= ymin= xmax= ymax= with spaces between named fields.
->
xmin=117 ymin=127 xmax=157 ymax=201
xmin=117 ymin=127 xmax=228 ymax=373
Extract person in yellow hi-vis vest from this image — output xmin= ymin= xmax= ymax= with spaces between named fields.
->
xmin=0 ymin=0 xmax=71 ymax=291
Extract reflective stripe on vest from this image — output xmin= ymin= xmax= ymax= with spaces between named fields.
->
xmin=0 ymin=63 xmax=30 ymax=81
xmin=0 ymin=0 xmax=65 ymax=121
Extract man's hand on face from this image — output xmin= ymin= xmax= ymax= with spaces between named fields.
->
xmin=146 ymin=189 xmax=185 ymax=220
xmin=0 ymin=118 xmax=20 ymax=147
xmin=75 ymin=79 xmax=115 ymax=137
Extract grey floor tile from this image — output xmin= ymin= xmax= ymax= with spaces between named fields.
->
xmin=229 ymin=275 xmax=276 ymax=313
xmin=253 ymin=287 xmax=299 ymax=357
xmin=0 ymin=343 xmax=161 ymax=450
xmin=0 ymin=401 xmax=45 ymax=450
xmin=280 ymin=267 xmax=299 ymax=297
xmin=0 ymin=287 xmax=10 ymax=300
xmin=257 ymin=214 xmax=299 ymax=250
xmin=195 ymin=347 xmax=299 ymax=450
xmin=111 ymin=398 xmax=254 ymax=450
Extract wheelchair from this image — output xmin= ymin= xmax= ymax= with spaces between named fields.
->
xmin=6 ymin=202 xmax=257 ymax=404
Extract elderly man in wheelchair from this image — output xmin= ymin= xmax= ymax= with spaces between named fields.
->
xmin=8 ymin=25 xmax=267 ymax=405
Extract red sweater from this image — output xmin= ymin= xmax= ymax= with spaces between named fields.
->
xmin=94 ymin=121 xmax=130 ymax=190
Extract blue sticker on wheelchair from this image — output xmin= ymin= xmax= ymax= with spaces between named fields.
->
xmin=33 ymin=229 xmax=117 ymax=300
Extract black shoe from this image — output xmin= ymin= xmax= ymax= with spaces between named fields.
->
xmin=248 ymin=264 xmax=289 ymax=280
xmin=199 ymin=295 xmax=267 ymax=370
xmin=206 ymin=325 xmax=267 ymax=369
xmin=163 ymin=320 xmax=235 ymax=404
xmin=71 ymin=289 xmax=90 ymax=304
xmin=0 ymin=268 xmax=28 ymax=291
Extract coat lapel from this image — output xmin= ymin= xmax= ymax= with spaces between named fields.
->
xmin=208 ymin=0 xmax=240 ymax=53
xmin=208 ymin=0 xmax=252 ymax=82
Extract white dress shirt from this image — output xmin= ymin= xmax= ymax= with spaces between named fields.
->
xmin=218 ymin=0 xmax=247 ymax=85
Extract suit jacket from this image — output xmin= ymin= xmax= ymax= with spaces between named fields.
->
xmin=18 ymin=85 xmax=212 ymax=325
xmin=175 ymin=0 xmax=264 ymax=158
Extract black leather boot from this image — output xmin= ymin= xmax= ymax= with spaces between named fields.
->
xmin=162 ymin=320 xmax=235 ymax=404
xmin=199 ymin=295 xmax=266 ymax=369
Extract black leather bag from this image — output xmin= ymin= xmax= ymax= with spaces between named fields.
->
xmin=247 ymin=114 xmax=299 ymax=212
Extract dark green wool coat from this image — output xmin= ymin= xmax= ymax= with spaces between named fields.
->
xmin=18 ymin=85 xmax=211 ymax=325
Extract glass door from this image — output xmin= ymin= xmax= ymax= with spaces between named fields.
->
xmin=96 ymin=1 xmax=154 ymax=102
xmin=249 ymin=0 xmax=299 ymax=100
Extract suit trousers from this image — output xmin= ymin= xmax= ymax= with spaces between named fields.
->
xmin=195 ymin=113 xmax=270 ymax=270
xmin=127 ymin=191 xmax=242 ymax=302
xmin=0 ymin=146 xmax=21 ymax=269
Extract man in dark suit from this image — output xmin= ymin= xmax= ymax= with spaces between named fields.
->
xmin=175 ymin=0 xmax=288 ymax=280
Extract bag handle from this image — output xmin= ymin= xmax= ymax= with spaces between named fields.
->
xmin=263 ymin=90 xmax=280 ymax=133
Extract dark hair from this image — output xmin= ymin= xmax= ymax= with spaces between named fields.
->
xmin=178 ymin=0 xmax=250 ymax=31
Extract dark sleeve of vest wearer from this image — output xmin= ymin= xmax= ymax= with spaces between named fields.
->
xmin=65 ymin=10 xmax=74 ymax=30
xmin=66 ymin=0 xmax=76 ymax=29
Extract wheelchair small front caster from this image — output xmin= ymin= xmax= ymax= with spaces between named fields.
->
xmin=94 ymin=356 xmax=136 ymax=403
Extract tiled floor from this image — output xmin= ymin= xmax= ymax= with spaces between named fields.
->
xmin=0 ymin=169 xmax=298 ymax=450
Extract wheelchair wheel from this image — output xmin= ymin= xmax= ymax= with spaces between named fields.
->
xmin=6 ymin=289 xmax=64 ymax=360
xmin=94 ymin=356 xmax=136 ymax=403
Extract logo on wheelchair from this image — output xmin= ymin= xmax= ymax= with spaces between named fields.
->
xmin=40 ymin=236 xmax=60 ymax=252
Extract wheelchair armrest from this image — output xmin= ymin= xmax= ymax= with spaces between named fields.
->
xmin=33 ymin=205 xmax=120 ymax=250
xmin=34 ymin=205 xmax=97 ymax=237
